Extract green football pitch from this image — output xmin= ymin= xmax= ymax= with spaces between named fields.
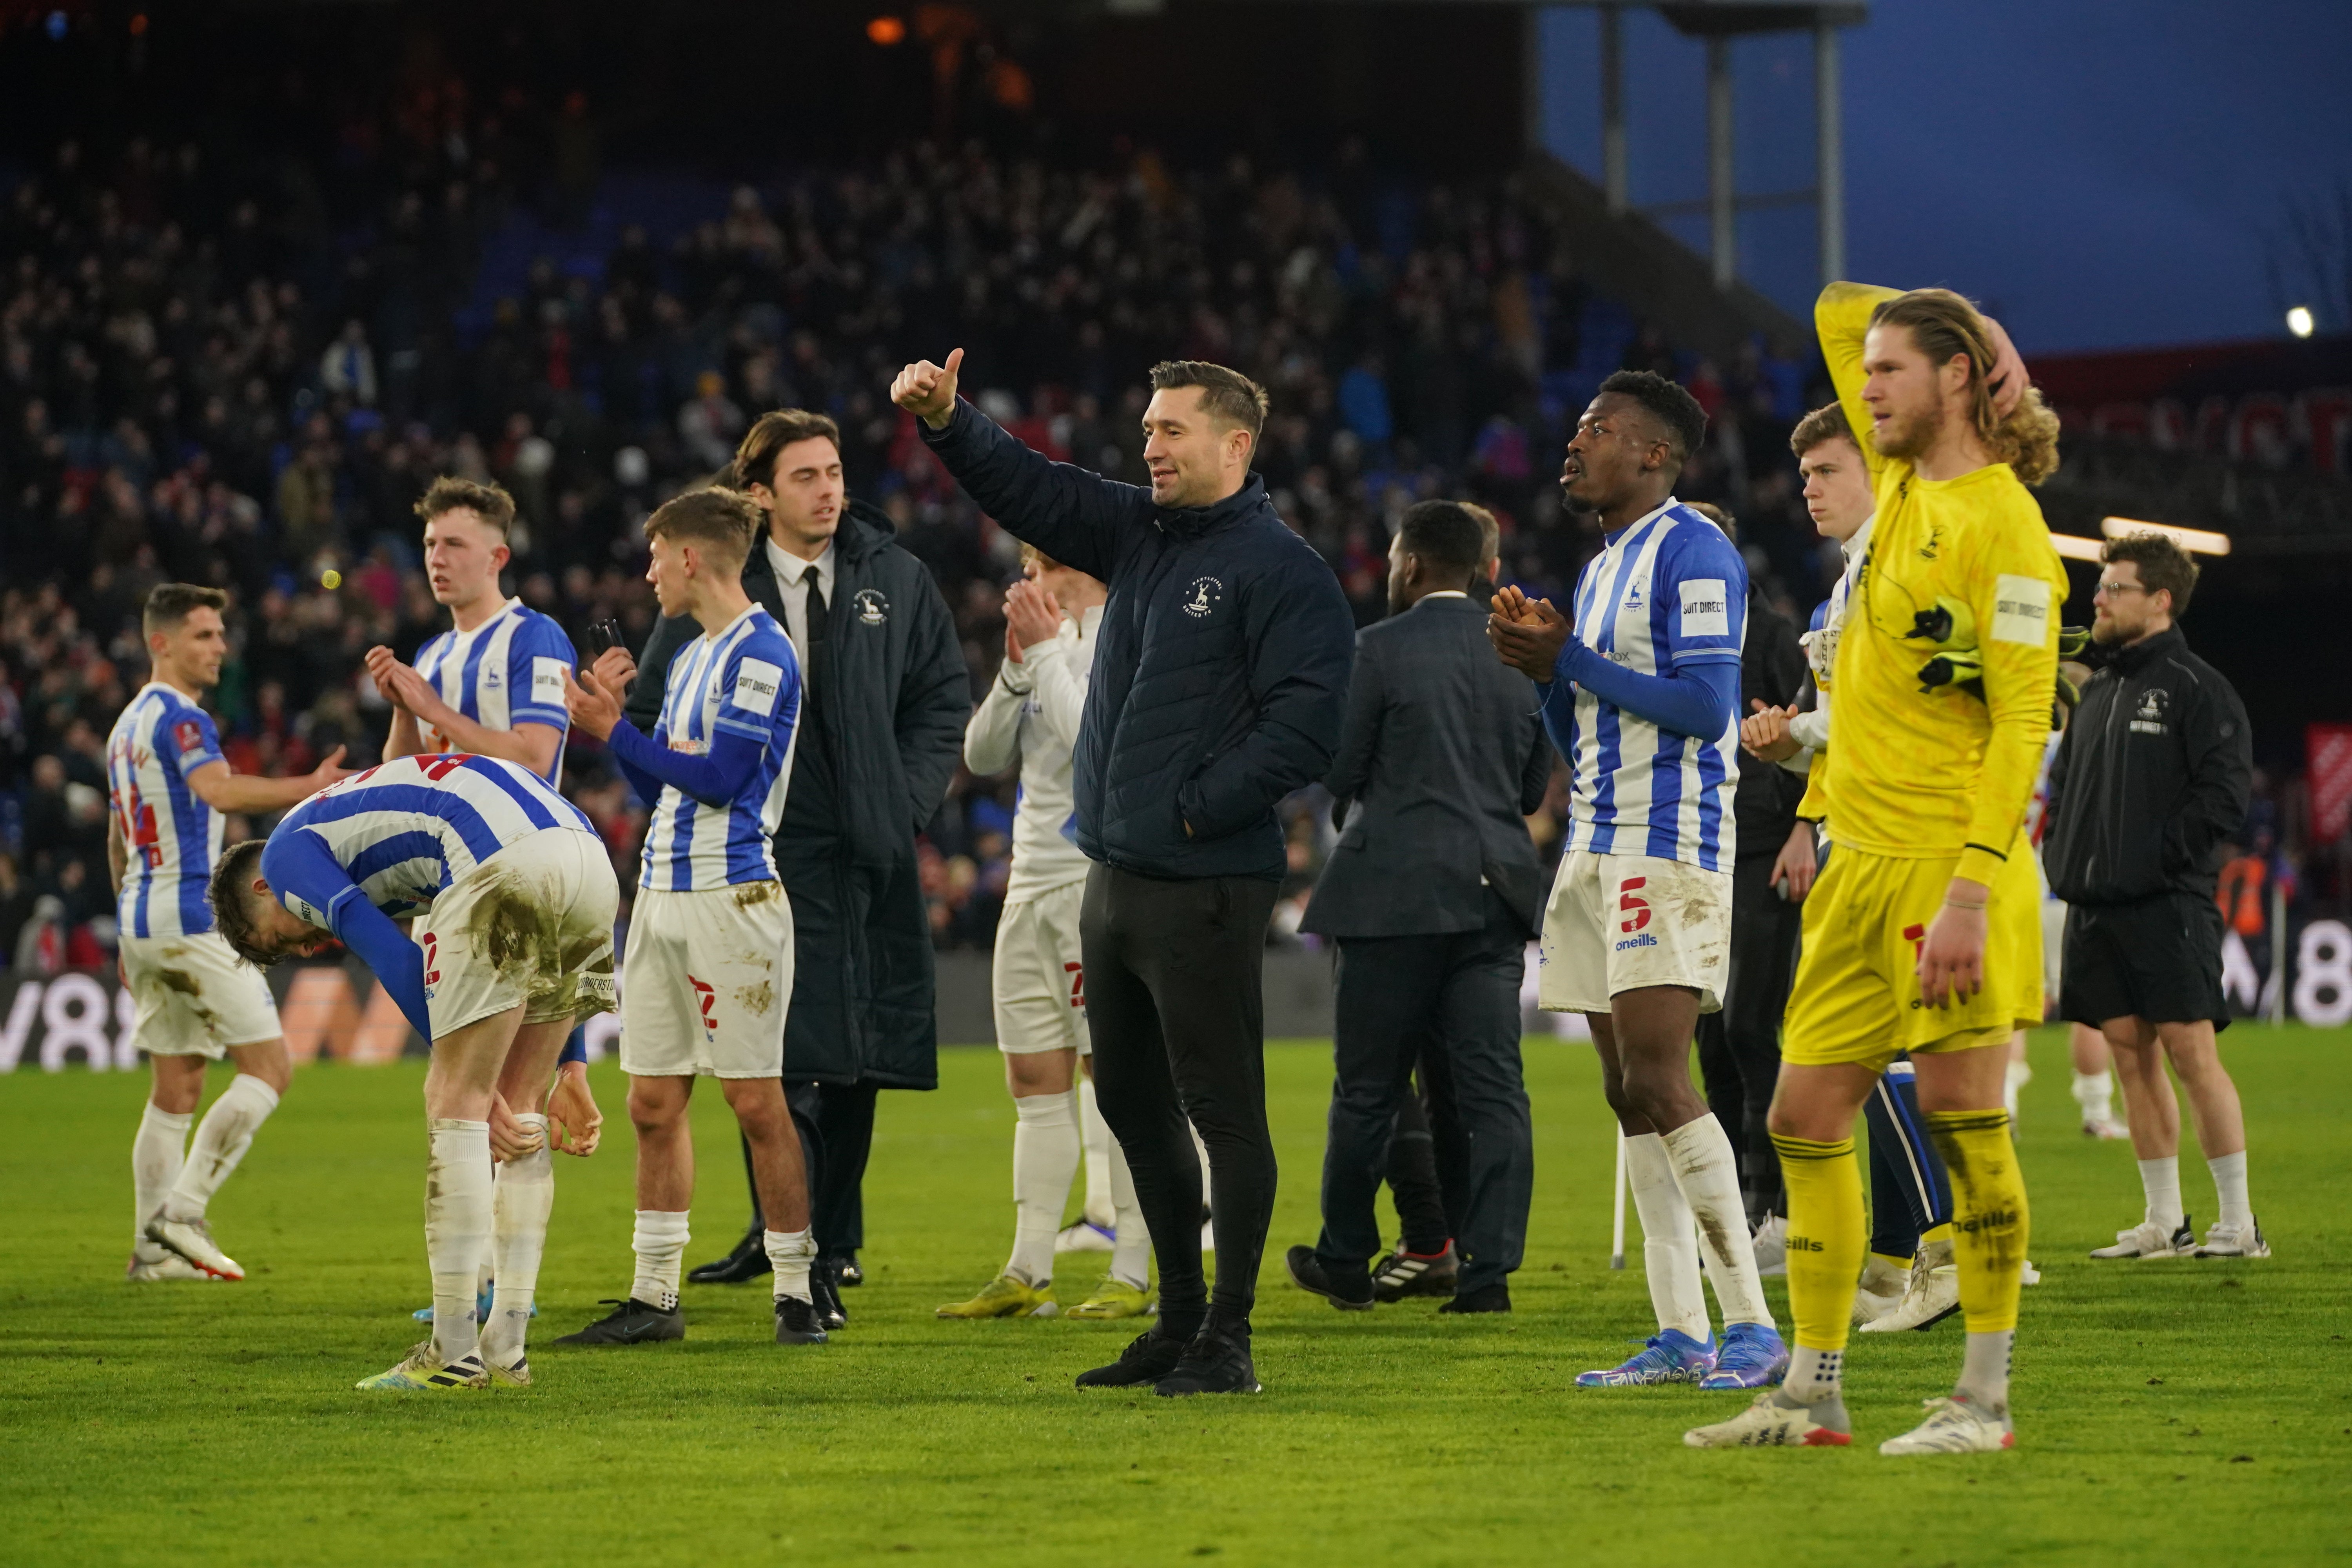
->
xmin=4 ymin=1025 xmax=2347 ymax=1566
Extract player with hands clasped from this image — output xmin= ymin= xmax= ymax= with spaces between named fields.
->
xmin=1490 ymin=371 xmax=1789 ymax=1395
xmin=108 ymin=584 xmax=355 ymax=1284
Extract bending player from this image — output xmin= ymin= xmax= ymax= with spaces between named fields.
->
xmin=107 ymin=584 xmax=353 ymax=1282
xmin=555 ymin=488 xmax=826 ymax=1348
xmin=363 ymin=475 xmax=603 ymax=1328
xmin=940 ymin=547 xmax=1152 ymax=1321
xmin=210 ymin=751 xmax=620 ymax=1390
xmin=1688 ymin=282 xmax=2064 ymax=1454
xmin=1487 ymin=370 xmax=1787 ymax=1392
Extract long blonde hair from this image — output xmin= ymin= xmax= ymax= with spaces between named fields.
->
xmin=1869 ymin=289 xmax=2062 ymax=486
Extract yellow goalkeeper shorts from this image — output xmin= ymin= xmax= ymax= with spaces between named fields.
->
xmin=1781 ymin=841 xmax=2042 ymax=1069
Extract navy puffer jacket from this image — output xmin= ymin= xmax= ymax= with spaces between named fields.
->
xmin=922 ymin=400 xmax=1354 ymax=881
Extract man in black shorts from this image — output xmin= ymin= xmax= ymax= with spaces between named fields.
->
xmin=2043 ymin=532 xmax=2259 ymax=1260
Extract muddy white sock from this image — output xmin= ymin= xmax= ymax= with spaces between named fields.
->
xmin=425 ymin=1120 xmax=494 ymax=1365
xmin=1624 ymin=1132 xmax=1708 ymax=1343
xmin=483 ymin=1116 xmax=553 ymax=1365
xmin=132 ymin=1104 xmax=192 ymax=1257
xmin=1957 ymin=1328 xmax=2014 ymax=1412
xmin=163 ymin=1075 xmax=279 ymax=1223
xmin=764 ymin=1226 xmax=815 ymax=1303
xmin=631 ymin=1210 xmax=690 ymax=1312
xmin=1007 ymin=1091 xmax=1080 ymax=1287
xmin=2138 ymin=1156 xmax=2183 ymax=1232
xmin=1079 ymin=1075 xmax=1116 ymax=1230
xmin=1106 ymin=1118 xmax=1151 ymax=1292
xmin=2070 ymin=1070 xmax=2115 ymax=1124
xmin=1662 ymin=1114 xmax=1773 ymax=1330
xmin=2207 ymin=1150 xmax=2250 ymax=1229
xmin=1784 ymin=1344 xmax=1844 ymax=1403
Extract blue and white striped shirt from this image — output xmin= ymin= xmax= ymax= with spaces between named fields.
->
xmin=263 ymin=753 xmax=597 ymax=931
xmin=106 ymin=683 xmax=227 ymax=937
xmin=1557 ymin=499 xmax=1748 ymax=871
xmin=413 ymin=599 xmax=575 ymax=784
xmin=640 ymin=605 xmax=802 ymax=892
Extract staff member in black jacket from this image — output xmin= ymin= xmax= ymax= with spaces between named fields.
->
xmin=1683 ymin=502 xmax=1813 ymax=1262
xmin=622 ymin=411 xmax=969 ymax=1321
xmin=2044 ymin=532 xmax=2261 ymax=1261
xmin=893 ymin=348 xmax=1354 ymax=1396
xmin=1281 ymin=501 xmax=1548 ymax=1316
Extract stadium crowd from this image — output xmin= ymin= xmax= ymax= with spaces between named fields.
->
xmin=0 ymin=85 xmax=2299 ymax=973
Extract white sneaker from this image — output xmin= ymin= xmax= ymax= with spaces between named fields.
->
xmin=1751 ymin=1214 xmax=1788 ymax=1279
xmin=2020 ymin=1259 xmax=2042 ymax=1286
xmin=486 ymin=1351 xmax=532 ymax=1388
xmin=1860 ymin=1259 xmax=1960 ymax=1333
xmin=1054 ymin=1220 xmax=1115 ymax=1254
xmin=1852 ymin=1257 xmax=1907 ymax=1327
xmin=2081 ymin=1112 xmax=2130 ymax=1140
xmin=125 ymin=1252 xmax=223 ymax=1282
xmin=2089 ymin=1216 xmax=2195 ymax=1259
xmin=2196 ymin=1217 xmax=2270 ymax=1258
xmin=1684 ymin=1390 xmax=1852 ymax=1448
xmin=1878 ymin=1394 xmax=2014 ymax=1455
xmin=144 ymin=1214 xmax=243 ymax=1280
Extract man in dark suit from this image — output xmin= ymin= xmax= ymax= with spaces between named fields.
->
xmin=1285 ymin=501 xmax=1551 ymax=1314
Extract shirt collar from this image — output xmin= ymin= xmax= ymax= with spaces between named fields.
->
xmin=768 ymin=537 xmax=833 ymax=587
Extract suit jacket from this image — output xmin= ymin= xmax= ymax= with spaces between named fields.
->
xmin=1300 ymin=593 xmax=1552 ymax=940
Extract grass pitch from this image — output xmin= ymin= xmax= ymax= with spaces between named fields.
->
xmin=4 ymin=1025 xmax=2348 ymax=1566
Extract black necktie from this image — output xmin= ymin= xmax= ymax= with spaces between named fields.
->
xmin=805 ymin=575 xmax=829 ymax=650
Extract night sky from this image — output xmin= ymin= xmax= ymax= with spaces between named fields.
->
xmin=1538 ymin=0 xmax=2352 ymax=353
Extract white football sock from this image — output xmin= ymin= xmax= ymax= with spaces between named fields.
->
xmin=1784 ymin=1344 xmax=1844 ymax=1403
xmin=1105 ymin=1116 xmax=1151 ymax=1292
xmin=631 ymin=1210 xmax=691 ymax=1312
xmin=1662 ymin=1114 xmax=1775 ymax=1330
xmin=2138 ymin=1156 xmax=2184 ymax=1232
xmin=1007 ymin=1090 xmax=1081 ymax=1287
xmin=2070 ymin=1070 xmax=2115 ymax=1123
xmin=1079 ymin=1075 xmax=1116 ymax=1230
xmin=163 ymin=1074 xmax=279 ymax=1223
xmin=482 ymin=1115 xmax=553 ymax=1365
xmin=1957 ymin=1328 xmax=2014 ymax=1412
xmin=764 ymin=1226 xmax=815 ymax=1303
xmin=1624 ymin=1132 xmax=1709 ymax=1343
xmin=425 ymin=1119 xmax=494 ymax=1366
xmin=2207 ymin=1150 xmax=2251 ymax=1229
xmin=2003 ymin=1058 xmax=2031 ymax=1119
xmin=132 ymin=1103 xmax=192 ymax=1257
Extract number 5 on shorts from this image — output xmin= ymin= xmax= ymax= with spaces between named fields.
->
xmin=1619 ymin=877 xmax=1650 ymax=934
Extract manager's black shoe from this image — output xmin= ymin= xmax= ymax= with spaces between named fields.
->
xmin=811 ymin=1257 xmax=848 ymax=1330
xmin=1283 ymin=1245 xmax=1373 ymax=1311
xmin=686 ymin=1225 xmax=768 ymax=1285
xmin=1074 ymin=1327 xmax=1191 ymax=1389
xmin=828 ymin=1251 xmax=864 ymax=1288
xmin=774 ymin=1295 xmax=830 ymax=1345
xmin=554 ymin=1298 xmax=684 ymax=1345
xmin=1438 ymin=1281 xmax=1512 ymax=1315
xmin=1155 ymin=1312 xmax=1261 ymax=1396
xmin=1371 ymin=1239 xmax=1459 ymax=1302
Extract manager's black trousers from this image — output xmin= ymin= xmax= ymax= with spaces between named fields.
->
xmin=1694 ymin=849 xmax=1802 ymax=1225
xmin=1314 ymin=891 xmax=1532 ymax=1294
xmin=1081 ymin=862 xmax=1280 ymax=1326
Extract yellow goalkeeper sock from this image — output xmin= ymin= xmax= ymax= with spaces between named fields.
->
xmin=1772 ymin=1134 xmax=1865 ymax=1354
xmin=1925 ymin=1111 xmax=2029 ymax=1334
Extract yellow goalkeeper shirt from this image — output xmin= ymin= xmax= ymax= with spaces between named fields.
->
xmin=1814 ymin=282 xmax=2068 ymax=889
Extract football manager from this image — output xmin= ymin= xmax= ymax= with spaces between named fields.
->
xmin=892 ymin=347 xmax=1354 ymax=1396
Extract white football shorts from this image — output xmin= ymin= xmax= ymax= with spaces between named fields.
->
xmin=993 ymin=878 xmax=1090 ymax=1056
xmin=1537 ymin=848 xmax=1731 ymax=1015
xmin=619 ymin=879 xmax=792 ymax=1079
xmin=122 ymin=931 xmax=281 ymax=1058
xmin=416 ymin=827 xmax=619 ymax=1039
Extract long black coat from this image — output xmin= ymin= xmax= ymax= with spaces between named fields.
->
xmin=626 ymin=500 xmax=969 ymax=1087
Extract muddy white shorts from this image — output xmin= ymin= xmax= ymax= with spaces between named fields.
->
xmin=1536 ymin=848 xmax=1731 ymax=1015
xmin=992 ymin=879 xmax=1091 ymax=1056
xmin=121 ymin=931 xmax=281 ymax=1058
xmin=416 ymin=827 xmax=619 ymax=1039
xmin=619 ymin=879 xmax=792 ymax=1079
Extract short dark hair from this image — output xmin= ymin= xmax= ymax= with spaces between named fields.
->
xmin=644 ymin=486 xmax=761 ymax=571
xmin=1685 ymin=500 xmax=1737 ymax=542
xmin=1789 ymin=401 xmax=1860 ymax=460
xmin=2102 ymin=532 xmax=2200 ymax=617
xmin=416 ymin=475 xmax=517 ymax=538
xmin=143 ymin=583 xmax=229 ymax=639
xmin=208 ymin=839 xmax=274 ymax=966
xmin=1396 ymin=501 xmax=1485 ymax=580
xmin=1148 ymin=361 xmax=1269 ymax=448
xmin=732 ymin=408 xmax=842 ymax=490
xmin=1597 ymin=369 xmax=1708 ymax=467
